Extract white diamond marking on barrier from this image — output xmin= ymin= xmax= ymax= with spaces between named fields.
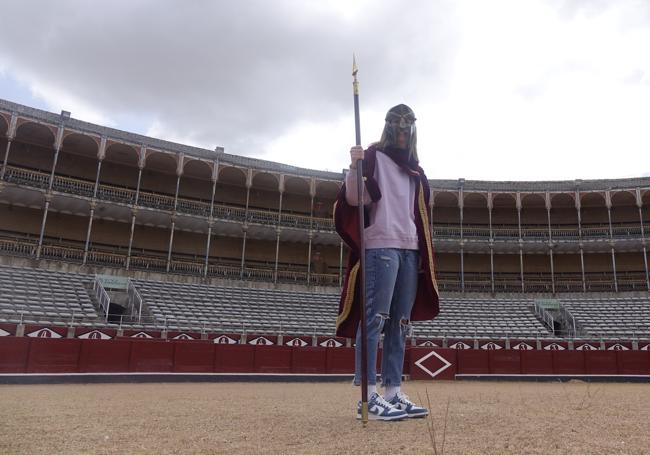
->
xmin=449 ymin=341 xmax=471 ymax=349
xmin=415 ymin=350 xmax=452 ymax=379
xmin=172 ymin=333 xmax=194 ymax=340
xmin=78 ymin=330 xmax=112 ymax=340
xmin=512 ymin=342 xmax=534 ymax=350
xmin=27 ymin=328 xmax=62 ymax=338
xmin=543 ymin=343 xmax=566 ymax=350
xmin=0 ymin=328 xmax=10 ymax=337
xmin=480 ymin=342 xmax=503 ymax=350
xmin=576 ymin=343 xmax=598 ymax=351
xmin=607 ymin=343 xmax=629 ymax=351
xmin=417 ymin=341 xmax=439 ymax=347
xmin=641 ymin=344 xmax=650 ymax=351
xmin=286 ymin=338 xmax=308 ymax=347
xmin=319 ymin=338 xmax=343 ymax=348
xmin=249 ymin=336 xmax=274 ymax=345
xmin=131 ymin=332 xmax=153 ymax=338
xmin=213 ymin=335 xmax=238 ymax=344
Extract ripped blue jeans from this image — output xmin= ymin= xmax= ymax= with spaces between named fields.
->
xmin=354 ymin=248 xmax=419 ymax=387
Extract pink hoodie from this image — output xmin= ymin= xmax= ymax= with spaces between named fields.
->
xmin=345 ymin=151 xmax=419 ymax=250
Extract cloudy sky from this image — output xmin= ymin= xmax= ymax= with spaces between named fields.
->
xmin=1 ymin=0 xmax=649 ymax=181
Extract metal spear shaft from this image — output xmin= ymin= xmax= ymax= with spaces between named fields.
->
xmin=352 ymin=55 xmax=369 ymax=425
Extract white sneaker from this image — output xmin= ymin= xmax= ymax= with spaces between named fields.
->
xmin=387 ymin=391 xmax=429 ymax=418
xmin=356 ymin=392 xmax=408 ymax=421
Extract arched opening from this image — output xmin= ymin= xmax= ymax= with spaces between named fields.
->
xmin=583 ymin=252 xmax=615 ymax=292
xmin=435 ymin=252 xmax=461 ymax=292
xmin=314 ymin=180 xmax=340 ymax=221
xmin=283 ymin=176 xmax=311 ymax=216
xmin=580 ymin=192 xmax=609 ymax=238
xmin=550 ymin=193 xmax=578 ymax=239
xmin=520 ymin=194 xmax=547 ymax=240
xmin=141 ymin=151 xmax=178 ymax=198
xmin=615 ymin=251 xmax=647 ymax=291
xmin=610 ymin=191 xmax=639 ymax=236
xmin=491 ymin=193 xmax=517 ymax=239
xmin=9 ymin=121 xmax=56 ymax=174
xmin=57 ymin=133 xmax=100 ymax=181
xmin=432 ymin=192 xmax=459 ymax=238
xmin=493 ymin=253 xmax=521 ymax=292
xmin=523 ymin=252 xmax=552 ymax=292
xmin=462 ymin=193 xmax=488 ymax=238
xmin=215 ymin=166 xmax=247 ymax=207
xmin=178 ymin=159 xmax=213 ymax=216
xmin=249 ymin=172 xmax=280 ymax=212
xmin=101 ymin=143 xmax=140 ymax=191
xmin=554 ymin=253 xmax=583 ymax=292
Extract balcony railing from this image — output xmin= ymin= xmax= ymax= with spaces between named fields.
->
xmin=2 ymin=165 xmax=334 ymax=231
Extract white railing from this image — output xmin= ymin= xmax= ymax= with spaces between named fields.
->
xmin=93 ymin=276 xmax=111 ymax=321
xmin=127 ymin=280 xmax=144 ymax=322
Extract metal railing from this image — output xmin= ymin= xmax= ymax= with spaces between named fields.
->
xmin=127 ymin=279 xmax=143 ymax=322
xmin=2 ymin=165 xmax=335 ymax=231
xmin=92 ymin=276 xmax=111 ymax=321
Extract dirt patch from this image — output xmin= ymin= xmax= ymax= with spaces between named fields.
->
xmin=1 ymin=381 xmax=648 ymax=454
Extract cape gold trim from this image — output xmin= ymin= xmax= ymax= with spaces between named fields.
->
xmin=418 ymin=182 xmax=440 ymax=296
xmin=335 ymin=260 xmax=360 ymax=329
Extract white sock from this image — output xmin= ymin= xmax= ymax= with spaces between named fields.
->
xmin=384 ymin=386 xmax=400 ymax=401
xmin=368 ymin=384 xmax=377 ymax=397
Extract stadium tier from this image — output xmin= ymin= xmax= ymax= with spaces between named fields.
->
xmin=0 ymin=98 xmax=649 ymax=344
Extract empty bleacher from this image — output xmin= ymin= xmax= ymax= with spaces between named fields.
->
xmin=562 ymin=296 xmax=650 ymax=338
xmin=0 ymin=265 xmax=99 ymax=323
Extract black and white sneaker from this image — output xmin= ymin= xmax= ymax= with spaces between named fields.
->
xmin=356 ymin=392 xmax=408 ymax=421
xmin=387 ymin=392 xmax=429 ymax=418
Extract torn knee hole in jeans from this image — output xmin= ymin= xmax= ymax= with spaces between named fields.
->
xmin=400 ymin=318 xmax=413 ymax=337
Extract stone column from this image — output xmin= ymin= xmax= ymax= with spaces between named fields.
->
xmin=605 ymin=191 xmax=617 ymax=291
xmin=546 ymin=193 xmax=555 ymax=293
xmin=307 ymin=231 xmax=313 ymax=284
xmin=576 ymin=190 xmax=586 ymax=291
xmin=47 ymin=123 xmax=66 ymax=191
xmin=274 ymin=178 xmax=284 ymax=283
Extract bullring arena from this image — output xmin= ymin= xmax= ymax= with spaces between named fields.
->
xmin=1 ymin=98 xmax=650 ymax=454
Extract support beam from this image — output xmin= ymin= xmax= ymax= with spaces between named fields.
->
xmin=273 ymin=229 xmax=281 ymax=284
xmin=307 ymin=231 xmax=313 ymax=285
xmin=489 ymin=247 xmax=495 ymax=294
xmin=240 ymin=180 xmax=251 ymax=279
xmin=35 ymin=195 xmax=52 ymax=259
xmin=126 ymin=210 xmax=137 ymax=270
xmin=82 ymin=203 xmax=97 ymax=265
xmin=1 ymin=139 xmax=12 ymax=180
xmin=643 ymin=246 xmax=650 ymax=291
xmin=611 ymin=247 xmax=618 ymax=292
xmin=166 ymin=217 xmax=176 ymax=273
xmin=580 ymin=248 xmax=586 ymax=292
xmin=549 ymin=248 xmax=556 ymax=294
xmin=460 ymin=248 xmax=465 ymax=292
xmin=1 ymin=114 xmax=17 ymax=180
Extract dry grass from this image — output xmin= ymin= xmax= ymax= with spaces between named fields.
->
xmin=1 ymin=380 xmax=649 ymax=454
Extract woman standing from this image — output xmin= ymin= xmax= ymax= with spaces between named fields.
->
xmin=334 ymin=104 xmax=440 ymax=421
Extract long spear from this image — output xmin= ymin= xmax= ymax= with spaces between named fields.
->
xmin=352 ymin=54 xmax=369 ymax=425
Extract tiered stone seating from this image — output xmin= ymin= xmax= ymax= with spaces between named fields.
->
xmin=562 ymin=296 xmax=650 ymax=338
xmin=0 ymin=265 xmax=99 ymax=323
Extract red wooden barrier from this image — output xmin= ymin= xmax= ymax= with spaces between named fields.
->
xmin=173 ymin=341 xmax=215 ymax=373
xmin=27 ymin=338 xmax=81 ymax=373
xmin=0 ymin=337 xmax=30 ymax=373
xmin=254 ymin=345 xmax=292 ymax=373
xmin=456 ymin=350 xmax=489 ymax=375
xmin=489 ymin=350 xmax=521 ymax=374
xmin=584 ymin=351 xmax=618 ymax=375
xmin=520 ymin=350 xmax=553 ymax=374
xmin=129 ymin=340 xmax=174 ymax=372
xmin=291 ymin=347 xmax=327 ymax=374
xmin=326 ymin=347 xmax=354 ymax=374
xmin=215 ymin=344 xmax=255 ymax=373
xmin=553 ymin=350 xmax=585 ymax=374
xmin=617 ymin=351 xmax=650 ymax=375
xmin=78 ymin=339 xmax=131 ymax=372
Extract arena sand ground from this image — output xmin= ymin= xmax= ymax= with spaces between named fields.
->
xmin=1 ymin=381 xmax=649 ymax=454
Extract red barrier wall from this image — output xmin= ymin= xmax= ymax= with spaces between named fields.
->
xmin=0 ymin=337 xmax=30 ymax=372
xmin=27 ymin=338 xmax=81 ymax=373
xmin=553 ymin=350 xmax=585 ymax=374
xmin=173 ymin=342 xmax=215 ymax=373
xmin=326 ymin=347 xmax=354 ymax=374
xmin=489 ymin=350 xmax=521 ymax=374
xmin=520 ymin=350 xmax=553 ymax=374
xmin=292 ymin=347 xmax=327 ymax=373
xmin=129 ymin=340 xmax=174 ymax=372
xmin=617 ymin=351 xmax=650 ymax=375
xmin=457 ymin=350 xmax=490 ymax=374
xmin=215 ymin=344 xmax=255 ymax=373
xmin=254 ymin=345 xmax=292 ymax=373
xmin=79 ymin=339 xmax=131 ymax=372
xmin=584 ymin=351 xmax=618 ymax=375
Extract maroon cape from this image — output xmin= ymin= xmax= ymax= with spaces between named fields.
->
xmin=333 ymin=145 xmax=440 ymax=338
